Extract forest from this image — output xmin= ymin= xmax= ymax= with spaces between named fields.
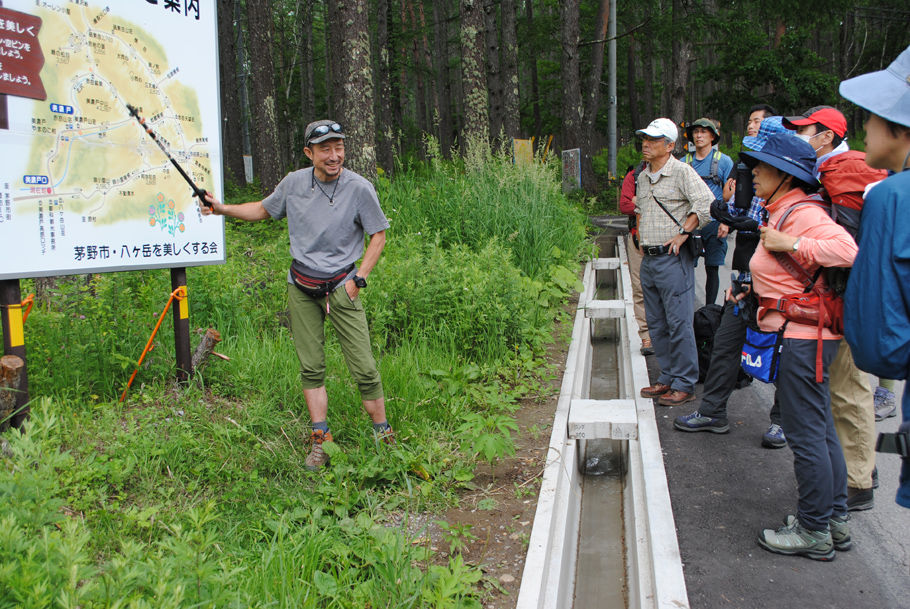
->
xmin=221 ymin=0 xmax=909 ymax=193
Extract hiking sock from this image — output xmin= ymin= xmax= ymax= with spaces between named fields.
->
xmin=373 ymin=421 xmax=392 ymax=433
xmin=312 ymin=421 xmax=330 ymax=435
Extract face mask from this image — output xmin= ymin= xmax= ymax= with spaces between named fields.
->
xmin=795 ymin=132 xmax=824 ymax=153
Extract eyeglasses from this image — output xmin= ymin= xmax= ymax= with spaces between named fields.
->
xmin=307 ymin=123 xmax=344 ymax=143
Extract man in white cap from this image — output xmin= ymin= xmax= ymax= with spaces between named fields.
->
xmin=635 ymin=118 xmax=713 ymax=406
xmin=840 ymin=45 xmax=910 ymax=511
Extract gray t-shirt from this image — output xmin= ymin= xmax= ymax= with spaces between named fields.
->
xmin=262 ymin=167 xmax=390 ymax=280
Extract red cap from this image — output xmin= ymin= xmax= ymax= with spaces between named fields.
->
xmin=782 ymin=106 xmax=847 ymax=138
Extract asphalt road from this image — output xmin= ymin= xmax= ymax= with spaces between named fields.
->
xmin=643 ymin=234 xmax=910 ymax=609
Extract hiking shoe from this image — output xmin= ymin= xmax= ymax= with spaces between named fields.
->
xmin=846 ymin=487 xmax=874 ymax=512
xmin=640 ymin=338 xmax=655 ymax=356
xmin=874 ymin=386 xmax=897 ymax=421
xmin=657 ymin=390 xmax=696 ymax=406
xmin=640 ymin=383 xmax=670 ymax=398
xmin=762 ymin=424 xmax=787 ymax=449
xmin=304 ymin=429 xmax=334 ymax=471
xmin=827 ymin=514 xmax=852 ymax=551
xmin=674 ymin=411 xmax=729 ymax=433
xmin=375 ymin=425 xmax=396 ymax=445
xmin=758 ymin=516 xmax=835 ymax=561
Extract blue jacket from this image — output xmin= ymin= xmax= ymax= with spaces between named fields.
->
xmin=844 ymin=170 xmax=910 ymax=509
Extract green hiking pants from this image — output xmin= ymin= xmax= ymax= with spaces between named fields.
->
xmin=287 ymin=283 xmax=384 ymax=400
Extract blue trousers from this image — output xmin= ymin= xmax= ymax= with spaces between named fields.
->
xmin=640 ymin=248 xmax=699 ymax=393
xmin=776 ymin=338 xmax=846 ymax=530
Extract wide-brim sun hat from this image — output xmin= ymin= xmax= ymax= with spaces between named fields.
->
xmin=839 ymin=45 xmax=910 ymax=128
xmin=685 ymin=118 xmax=720 ymax=145
xmin=742 ymin=116 xmax=789 ymax=152
xmin=738 ymin=132 xmax=819 ymax=188
xmin=636 ymin=118 xmax=678 ymax=142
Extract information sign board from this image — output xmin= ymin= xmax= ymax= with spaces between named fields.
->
xmin=0 ymin=0 xmax=224 ymax=279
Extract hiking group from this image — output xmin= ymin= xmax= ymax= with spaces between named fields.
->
xmin=621 ymin=45 xmax=910 ymax=562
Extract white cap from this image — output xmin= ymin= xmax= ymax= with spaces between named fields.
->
xmin=636 ymin=118 xmax=678 ymax=142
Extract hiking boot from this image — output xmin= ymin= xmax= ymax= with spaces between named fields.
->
xmin=874 ymin=386 xmax=897 ymax=421
xmin=758 ymin=516 xmax=835 ymax=561
xmin=304 ymin=429 xmax=334 ymax=471
xmin=657 ymin=389 xmax=695 ymax=407
xmin=640 ymin=338 xmax=655 ymax=356
xmin=762 ymin=423 xmax=787 ymax=449
xmin=827 ymin=514 xmax=852 ymax=551
xmin=640 ymin=383 xmax=670 ymax=398
xmin=846 ymin=487 xmax=874 ymax=512
xmin=674 ymin=411 xmax=729 ymax=433
xmin=375 ymin=425 xmax=396 ymax=445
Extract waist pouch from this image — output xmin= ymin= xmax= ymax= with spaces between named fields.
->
xmin=688 ymin=232 xmax=705 ymax=258
xmin=741 ymin=324 xmax=786 ymax=383
xmin=290 ymin=260 xmax=353 ymax=299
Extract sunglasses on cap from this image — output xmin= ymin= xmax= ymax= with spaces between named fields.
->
xmin=307 ymin=123 xmax=344 ymax=142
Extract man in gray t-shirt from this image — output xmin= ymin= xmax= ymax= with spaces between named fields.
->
xmin=201 ymin=119 xmax=392 ymax=470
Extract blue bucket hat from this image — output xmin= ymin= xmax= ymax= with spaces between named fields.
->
xmin=742 ymin=116 xmax=789 ymax=152
xmin=739 ymin=133 xmax=819 ymax=187
xmin=839 ymin=45 xmax=910 ymax=128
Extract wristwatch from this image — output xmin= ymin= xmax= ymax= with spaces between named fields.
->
xmin=792 ymin=237 xmax=801 ymax=252
xmin=678 ymin=226 xmax=689 ymax=235
xmin=353 ymin=275 xmax=367 ymax=289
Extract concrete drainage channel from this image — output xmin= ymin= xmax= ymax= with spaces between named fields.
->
xmin=516 ymin=235 xmax=689 ymax=609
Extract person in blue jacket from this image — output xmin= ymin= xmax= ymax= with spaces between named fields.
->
xmin=839 ymin=45 xmax=910 ymax=509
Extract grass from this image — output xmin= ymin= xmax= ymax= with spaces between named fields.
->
xmin=0 ymin=148 xmax=590 ymax=607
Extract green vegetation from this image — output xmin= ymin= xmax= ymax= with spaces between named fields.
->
xmin=0 ymin=152 xmax=589 ymax=607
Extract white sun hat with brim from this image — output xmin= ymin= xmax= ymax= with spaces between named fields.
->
xmin=839 ymin=45 xmax=910 ymax=128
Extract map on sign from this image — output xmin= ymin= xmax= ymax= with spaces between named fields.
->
xmin=0 ymin=0 xmax=223 ymax=279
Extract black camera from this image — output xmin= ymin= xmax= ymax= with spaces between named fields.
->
xmin=733 ymin=162 xmax=753 ymax=210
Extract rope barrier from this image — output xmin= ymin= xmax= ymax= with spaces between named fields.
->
xmin=119 ymin=286 xmax=186 ymax=403
xmin=21 ymin=293 xmax=34 ymax=323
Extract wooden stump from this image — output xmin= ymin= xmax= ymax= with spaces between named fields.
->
xmin=191 ymin=328 xmax=222 ymax=371
xmin=1 ymin=355 xmax=24 ymax=432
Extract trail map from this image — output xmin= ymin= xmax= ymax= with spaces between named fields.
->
xmin=0 ymin=0 xmax=223 ymax=279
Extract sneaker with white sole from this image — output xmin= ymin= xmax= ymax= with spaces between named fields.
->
xmin=305 ymin=429 xmax=334 ymax=470
xmin=758 ymin=515 xmax=835 ymax=561
xmin=828 ymin=514 xmax=852 ymax=551
xmin=762 ymin=423 xmax=787 ymax=449
xmin=874 ymin=386 xmax=897 ymax=421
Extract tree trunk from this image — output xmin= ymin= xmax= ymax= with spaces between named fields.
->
xmin=406 ymin=0 xmax=428 ymax=141
xmin=432 ymin=0 xmax=454 ymax=156
xmin=484 ymin=0 xmax=503 ymax=142
xmin=459 ymin=0 xmax=490 ymax=158
xmin=246 ymin=0 xmax=284 ymax=193
xmin=627 ymin=34 xmax=641 ymax=135
xmin=580 ymin=0 xmax=610 ymax=191
xmin=0 ymin=355 xmax=23 ymax=432
xmin=560 ymin=0 xmax=582 ymax=154
xmin=191 ymin=329 xmax=222 ymax=371
xmin=299 ymin=0 xmax=316 ymax=144
xmin=333 ymin=0 xmax=378 ymax=181
xmin=217 ymin=0 xmax=245 ymax=184
xmin=669 ymin=0 xmax=692 ymax=127
xmin=526 ymin=0 xmax=542 ymax=142
xmin=376 ymin=0 xmax=396 ymax=171
xmin=500 ymin=0 xmax=520 ymax=140
xmin=642 ymin=32 xmax=655 ymax=121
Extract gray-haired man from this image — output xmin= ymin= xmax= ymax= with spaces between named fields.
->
xmin=635 ymin=118 xmax=713 ymax=406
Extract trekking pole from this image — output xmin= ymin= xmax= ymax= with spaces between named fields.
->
xmin=126 ymin=104 xmax=212 ymax=208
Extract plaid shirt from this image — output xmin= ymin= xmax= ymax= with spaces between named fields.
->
xmin=635 ymin=155 xmax=713 ymax=246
